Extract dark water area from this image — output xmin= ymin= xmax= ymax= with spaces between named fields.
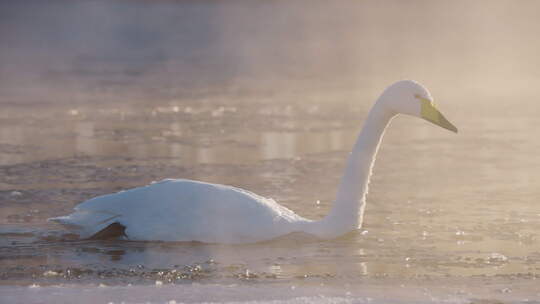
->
xmin=2 ymin=0 xmax=540 ymax=302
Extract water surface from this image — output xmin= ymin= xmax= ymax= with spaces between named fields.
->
xmin=1 ymin=0 xmax=540 ymax=302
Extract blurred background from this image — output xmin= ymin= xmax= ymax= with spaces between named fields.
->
xmin=2 ymin=0 xmax=540 ymax=105
xmin=1 ymin=0 xmax=540 ymax=295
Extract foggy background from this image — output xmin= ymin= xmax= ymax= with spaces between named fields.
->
xmin=2 ymin=0 xmax=540 ymax=106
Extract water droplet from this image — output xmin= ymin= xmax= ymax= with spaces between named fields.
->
xmin=43 ymin=270 xmax=59 ymax=277
xmin=489 ymin=252 xmax=508 ymax=262
xmin=212 ymin=106 xmax=225 ymax=117
xmin=10 ymin=191 xmax=22 ymax=197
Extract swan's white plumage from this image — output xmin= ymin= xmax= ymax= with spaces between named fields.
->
xmin=51 ymin=179 xmax=308 ymax=243
xmin=49 ymin=80 xmax=457 ymax=244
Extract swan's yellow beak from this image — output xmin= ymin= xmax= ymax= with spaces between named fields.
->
xmin=416 ymin=95 xmax=458 ymax=133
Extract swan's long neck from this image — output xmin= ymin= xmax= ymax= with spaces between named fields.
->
xmin=303 ymin=100 xmax=395 ymax=238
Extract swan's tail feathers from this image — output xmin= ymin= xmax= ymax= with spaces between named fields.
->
xmin=48 ymin=211 xmax=122 ymax=239
xmin=48 ymin=215 xmax=84 ymax=229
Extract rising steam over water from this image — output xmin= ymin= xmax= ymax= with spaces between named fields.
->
xmin=2 ymin=0 xmax=540 ymax=103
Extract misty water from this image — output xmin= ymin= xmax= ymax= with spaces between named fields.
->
xmin=2 ymin=0 xmax=540 ymax=302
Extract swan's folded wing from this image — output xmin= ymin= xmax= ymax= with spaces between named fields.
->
xmin=48 ymin=210 xmax=121 ymax=238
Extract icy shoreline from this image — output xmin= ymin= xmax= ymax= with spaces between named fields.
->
xmin=4 ymin=278 xmax=540 ymax=304
xmin=0 ymin=283 xmax=468 ymax=304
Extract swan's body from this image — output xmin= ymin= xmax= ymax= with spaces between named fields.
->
xmin=50 ymin=80 xmax=457 ymax=244
xmin=53 ymin=179 xmax=309 ymax=243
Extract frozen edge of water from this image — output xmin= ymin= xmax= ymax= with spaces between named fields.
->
xmin=0 ymin=283 xmax=471 ymax=304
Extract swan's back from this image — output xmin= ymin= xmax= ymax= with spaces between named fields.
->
xmin=53 ymin=179 xmax=305 ymax=243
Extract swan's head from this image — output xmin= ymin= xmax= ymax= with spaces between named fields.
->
xmin=380 ymin=80 xmax=458 ymax=133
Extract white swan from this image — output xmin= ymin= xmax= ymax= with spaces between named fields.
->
xmin=49 ymin=80 xmax=457 ymax=244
